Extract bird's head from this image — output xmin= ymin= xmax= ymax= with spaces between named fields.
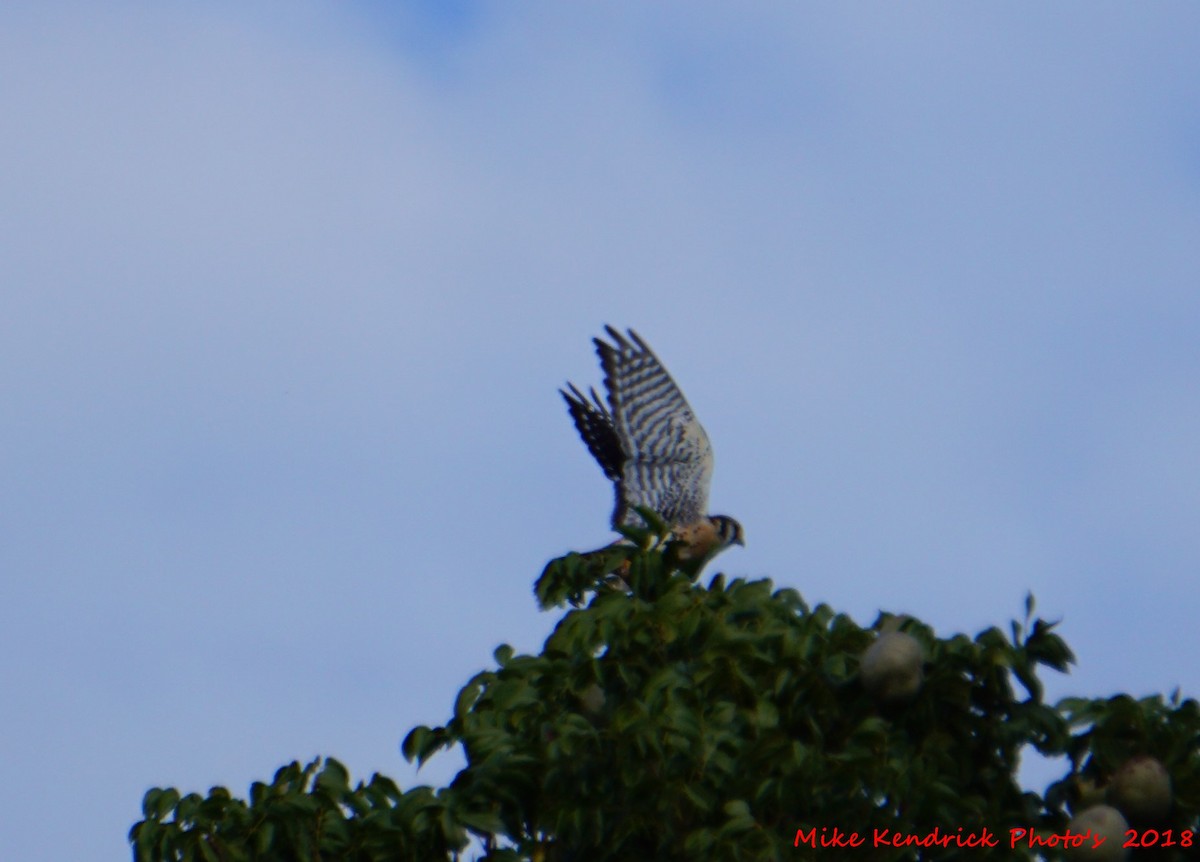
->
xmin=709 ymin=515 xmax=745 ymax=548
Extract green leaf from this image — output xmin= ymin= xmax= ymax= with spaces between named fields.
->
xmin=454 ymin=680 xmax=482 ymax=719
xmin=684 ymin=828 xmax=715 ymax=855
xmin=316 ymin=758 xmax=350 ymax=794
xmin=141 ymin=788 xmax=161 ymax=821
xmin=723 ymin=799 xmax=751 ymax=818
xmin=254 ymin=821 xmax=275 ymax=854
xmin=453 ymin=806 xmax=507 ymax=835
xmin=156 ymin=788 xmax=180 ymax=821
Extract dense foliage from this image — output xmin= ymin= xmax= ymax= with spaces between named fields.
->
xmin=131 ymin=519 xmax=1200 ymax=861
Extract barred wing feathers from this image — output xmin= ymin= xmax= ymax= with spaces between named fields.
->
xmin=591 ymin=326 xmax=714 ymax=529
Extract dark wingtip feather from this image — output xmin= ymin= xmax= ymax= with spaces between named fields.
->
xmin=561 ymin=377 xmax=624 ymax=482
xmin=627 ymin=328 xmax=651 ymax=353
xmin=561 ymin=382 xmax=588 ymax=406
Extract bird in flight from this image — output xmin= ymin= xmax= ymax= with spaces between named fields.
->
xmin=561 ymin=326 xmax=744 ymax=565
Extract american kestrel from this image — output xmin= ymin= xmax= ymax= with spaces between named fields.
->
xmin=562 ymin=326 xmax=744 ymax=564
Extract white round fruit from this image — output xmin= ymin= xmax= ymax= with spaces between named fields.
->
xmin=1066 ymin=805 xmax=1129 ymax=861
xmin=1107 ymin=755 xmax=1172 ymax=822
xmin=579 ymin=683 xmax=606 ymax=715
xmin=860 ymin=631 xmax=923 ymax=704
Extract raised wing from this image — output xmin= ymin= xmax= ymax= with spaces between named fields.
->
xmin=592 ymin=326 xmax=713 ymax=528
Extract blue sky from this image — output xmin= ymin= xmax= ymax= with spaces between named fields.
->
xmin=2 ymin=3 xmax=1198 ymax=859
